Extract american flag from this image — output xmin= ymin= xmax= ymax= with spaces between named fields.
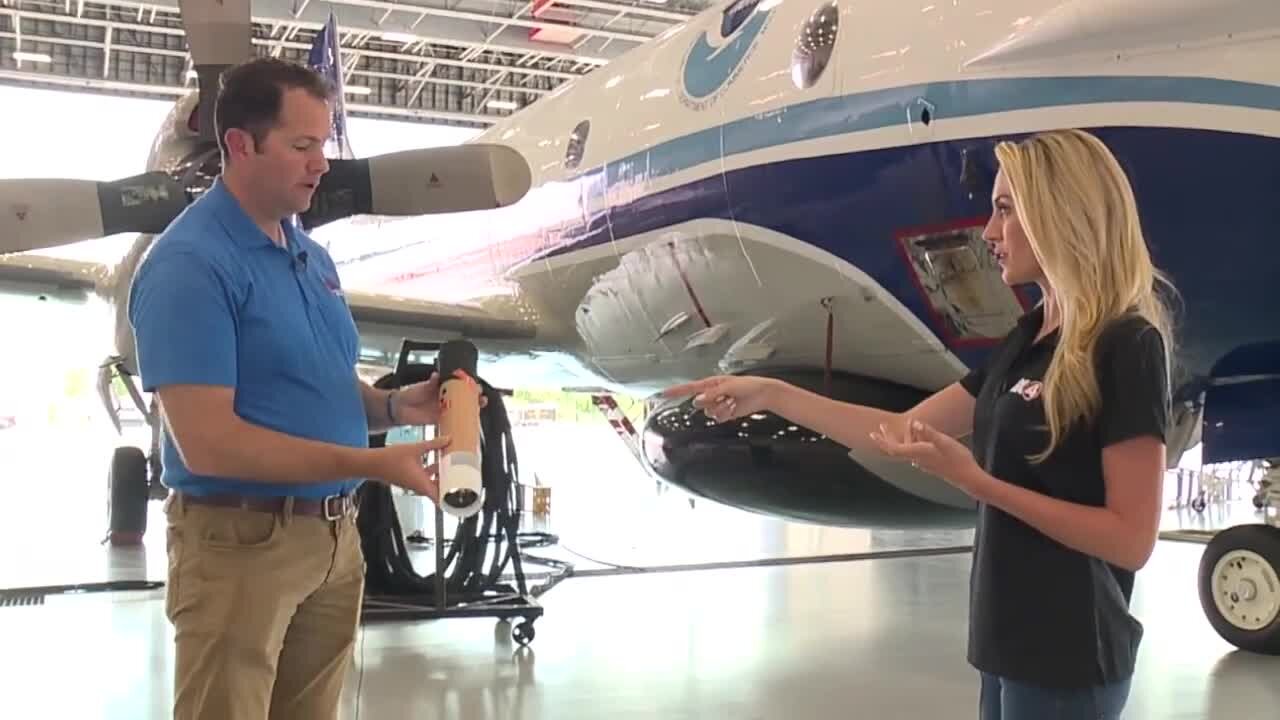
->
xmin=307 ymin=12 xmax=355 ymax=160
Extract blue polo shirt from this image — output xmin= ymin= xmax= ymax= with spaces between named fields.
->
xmin=127 ymin=177 xmax=368 ymax=499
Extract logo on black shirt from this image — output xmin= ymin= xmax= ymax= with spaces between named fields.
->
xmin=1009 ymin=378 xmax=1043 ymax=401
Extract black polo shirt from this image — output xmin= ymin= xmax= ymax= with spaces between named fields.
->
xmin=959 ymin=303 xmax=1170 ymax=689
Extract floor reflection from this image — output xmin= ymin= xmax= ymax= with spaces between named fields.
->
xmin=1 ymin=419 xmax=1277 ymax=719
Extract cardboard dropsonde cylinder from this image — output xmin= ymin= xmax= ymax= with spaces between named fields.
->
xmin=436 ymin=340 xmax=484 ymax=518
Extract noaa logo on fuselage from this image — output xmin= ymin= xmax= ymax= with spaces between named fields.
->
xmin=679 ymin=0 xmax=774 ymax=111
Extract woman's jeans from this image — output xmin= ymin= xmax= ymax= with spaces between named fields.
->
xmin=979 ymin=672 xmax=1133 ymax=720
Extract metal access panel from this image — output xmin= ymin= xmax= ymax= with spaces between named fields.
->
xmin=896 ymin=221 xmax=1030 ymax=346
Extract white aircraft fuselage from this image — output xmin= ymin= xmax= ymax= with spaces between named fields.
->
xmin=354 ymin=0 xmax=1280 ymax=468
xmin=11 ymin=0 xmax=1274 ymax=500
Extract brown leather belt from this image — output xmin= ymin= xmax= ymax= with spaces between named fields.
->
xmin=179 ymin=491 xmax=357 ymax=521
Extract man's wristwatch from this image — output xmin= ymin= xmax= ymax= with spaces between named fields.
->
xmin=386 ymin=389 xmax=400 ymax=426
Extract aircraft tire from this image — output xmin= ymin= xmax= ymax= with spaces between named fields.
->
xmin=108 ymin=446 xmax=149 ymax=546
xmin=1197 ymin=523 xmax=1280 ymax=655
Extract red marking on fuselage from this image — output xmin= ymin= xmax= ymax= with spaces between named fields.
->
xmin=667 ymin=242 xmax=712 ymax=328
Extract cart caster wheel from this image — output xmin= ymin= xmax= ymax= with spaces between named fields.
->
xmin=513 ymin=621 xmax=535 ymax=646
xmin=1192 ymin=496 xmax=1207 ymax=513
xmin=1255 ymin=493 xmax=1267 ymax=510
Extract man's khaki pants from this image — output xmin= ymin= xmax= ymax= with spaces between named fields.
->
xmin=163 ymin=492 xmax=364 ymax=720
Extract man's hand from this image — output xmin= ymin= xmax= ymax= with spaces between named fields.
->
xmin=155 ymin=384 xmax=457 ymax=491
xmin=391 ymin=371 xmax=487 ymax=426
xmin=365 ymin=436 xmax=453 ymax=502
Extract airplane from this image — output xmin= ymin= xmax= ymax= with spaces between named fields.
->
xmin=1 ymin=0 xmax=1278 ymax=656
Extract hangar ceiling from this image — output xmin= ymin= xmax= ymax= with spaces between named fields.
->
xmin=0 ymin=0 xmax=709 ymax=128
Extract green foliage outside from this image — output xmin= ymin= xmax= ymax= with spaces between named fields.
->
xmin=18 ymin=366 xmax=647 ymax=429
xmin=508 ymin=388 xmax=648 ymax=426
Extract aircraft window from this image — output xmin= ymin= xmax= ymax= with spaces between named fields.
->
xmin=721 ymin=0 xmax=764 ymax=38
xmin=564 ymin=120 xmax=590 ymax=170
xmin=792 ymin=1 xmax=839 ymax=90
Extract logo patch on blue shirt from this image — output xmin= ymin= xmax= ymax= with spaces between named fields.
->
xmin=322 ymin=274 xmax=344 ymax=298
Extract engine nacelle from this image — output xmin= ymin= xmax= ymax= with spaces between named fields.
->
xmin=641 ymin=368 xmax=978 ymax=529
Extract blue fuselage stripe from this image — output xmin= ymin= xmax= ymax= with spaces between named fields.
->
xmin=590 ymin=75 xmax=1280 ymax=187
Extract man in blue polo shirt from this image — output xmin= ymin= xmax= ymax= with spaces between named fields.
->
xmin=128 ymin=57 xmax=456 ymax=720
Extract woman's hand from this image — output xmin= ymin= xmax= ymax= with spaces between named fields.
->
xmin=870 ymin=418 xmax=987 ymax=495
xmin=662 ymin=375 xmax=780 ymax=423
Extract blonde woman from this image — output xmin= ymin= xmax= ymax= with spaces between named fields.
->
xmin=663 ymin=129 xmax=1173 ymax=720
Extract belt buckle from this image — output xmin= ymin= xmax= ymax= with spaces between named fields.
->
xmin=322 ymin=494 xmax=346 ymax=521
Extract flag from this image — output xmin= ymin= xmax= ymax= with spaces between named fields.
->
xmin=307 ymin=12 xmax=355 ymax=160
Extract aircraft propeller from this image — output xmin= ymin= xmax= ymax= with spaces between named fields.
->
xmin=0 ymin=0 xmax=531 ymax=256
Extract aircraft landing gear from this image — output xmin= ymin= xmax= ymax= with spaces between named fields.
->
xmin=107 ymin=447 xmax=149 ymax=545
xmin=1197 ymin=467 xmax=1280 ymax=655
xmin=1253 ymin=471 xmax=1274 ymax=510
xmin=98 ymin=356 xmax=166 ymax=545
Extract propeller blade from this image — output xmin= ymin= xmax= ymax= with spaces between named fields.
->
xmin=300 ymin=144 xmax=533 ymax=229
xmin=0 ymin=172 xmax=188 ymax=254
xmin=178 ymin=0 xmax=252 ymax=144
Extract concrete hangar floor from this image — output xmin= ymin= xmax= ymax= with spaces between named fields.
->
xmin=0 ymin=419 xmax=1275 ymax=719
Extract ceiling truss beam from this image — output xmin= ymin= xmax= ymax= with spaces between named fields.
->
xmin=0 ymin=0 xmax=703 ymax=127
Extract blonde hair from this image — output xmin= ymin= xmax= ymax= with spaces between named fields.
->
xmin=994 ymin=129 xmax=1176 ymax=462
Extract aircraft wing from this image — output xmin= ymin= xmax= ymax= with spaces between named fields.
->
xmin=0 ymin=253 xmax=535 ymax=343
xmin=343 ymin=290 xmax=537 ymax=341
xmin=0 ymin=253 xmax=107 ymax=301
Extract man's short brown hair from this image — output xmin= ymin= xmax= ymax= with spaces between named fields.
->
xmin=214 ymin=57 xmax=333 ymax=161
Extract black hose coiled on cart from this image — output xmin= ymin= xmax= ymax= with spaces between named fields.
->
xmin=356 ymin=361 xmax=532 ymax=603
